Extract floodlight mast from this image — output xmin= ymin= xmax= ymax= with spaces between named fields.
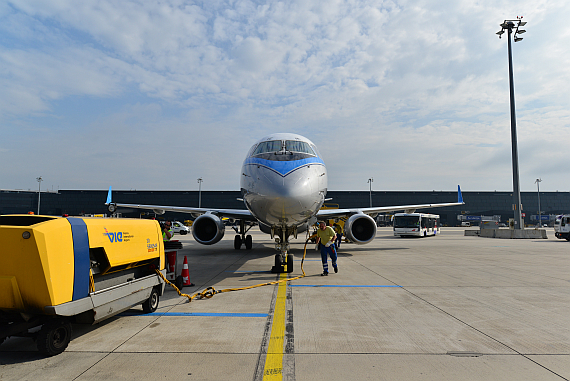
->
xmin=497 ymin=17 xmax=526 ymax=230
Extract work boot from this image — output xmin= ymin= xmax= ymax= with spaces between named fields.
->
xmin=321 ymin=271 xmax=328 ymax=276
xmin=333 ymin=265 xmax=338 ymax=273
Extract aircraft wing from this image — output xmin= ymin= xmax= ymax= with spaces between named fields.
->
xmin=105 ymin=187 xmax=256 ymax=221
xmin=317 ymin=185 xmax=464 ymax=219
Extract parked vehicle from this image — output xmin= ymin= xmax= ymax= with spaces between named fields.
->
xmin=554 ymin=214 xmax=570 ymax=240
xmin=0 ymin=215 xmax=166 ymax=356
xmin=393 ymin=213 xmax=440 ymax=237
xmin=171 ymin=220 xmax=190 ymax=235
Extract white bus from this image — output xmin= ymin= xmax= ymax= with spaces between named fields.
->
xmin=393 ymin=213 xmax=440 ymax=237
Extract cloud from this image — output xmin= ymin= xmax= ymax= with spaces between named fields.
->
xmin=1 ymin=0 xmax=570 ymax=192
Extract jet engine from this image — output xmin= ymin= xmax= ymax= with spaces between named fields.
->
xmin=192 ymin=213 xmax=225 ymax=245
xmin=344 ymin=213 xmax=377 ymax=244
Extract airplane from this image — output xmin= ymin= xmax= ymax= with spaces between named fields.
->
xmin=106 ymin=133 xmax=464 ymax=273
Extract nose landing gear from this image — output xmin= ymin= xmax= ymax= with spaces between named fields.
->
xmin=271 ymin=235 xmax=293 ymax=273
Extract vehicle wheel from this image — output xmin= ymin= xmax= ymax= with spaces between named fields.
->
xmin=175 ymin=275 xmax=184 ymax=290
xmin=180 ymin=230 xmax=187 ymax=235
xmin=245 ymin=235 xmax=253 ymax=250
xmin=566 ymin=234 xmax=570 ymax=242
xmin=234 ymin=235 xmax=242 ymax=250
xmin=286 ymin=254 xmax=294 ymax=273
xmin=37 ymin=319 xmax=72 ymax=356
xmin=142 ymin=287 xmax=160 ymax=313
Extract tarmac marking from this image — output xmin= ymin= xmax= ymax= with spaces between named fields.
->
xmin=290 ymin=284 xmax=401 ymax=288
xmin=228 ymin=270 xmax=271 ymax=273
xmin=262 ymin=272 xmax=288 ymax=380
xmin=293 ymin=259 xmax=321 ymax=261
xmin=120 ymin=312 xmax=268 ymax=318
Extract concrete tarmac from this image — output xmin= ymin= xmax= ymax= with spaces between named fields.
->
xmin=1 ymin=227 xmax=569 ymax=380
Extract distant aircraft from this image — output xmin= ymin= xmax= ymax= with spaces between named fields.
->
xmin=106 ymin=133 xmax=463 ymax=273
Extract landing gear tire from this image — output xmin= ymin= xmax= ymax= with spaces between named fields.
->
xmin=245 ymin=235 xmax=252 ymax=250
xmin=37 ymin=319 xmax=72 ymax=356
xmin=271 ymin=254 xmax=285 ymax=273
xmin=234 ymin=235 xmax=242 ymax=249
xmin=142 ymin=287 xmax=160 ymax=313
xmin=286 ymin=254 xmax=294 ymax=273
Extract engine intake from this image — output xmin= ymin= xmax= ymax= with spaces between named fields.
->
xmin=345 ymin=213 xmax=376 ymax=244
xmin=192 ymin=213 xmax=225 ymax=245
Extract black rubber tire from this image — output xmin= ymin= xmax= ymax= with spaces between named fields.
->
xmin=37 ymin=319 xmax=72 ymax=356
xmin=245 ymin=235 xmax=253 ymax=250
xmin=142 ymin=287 xmax=160 ymax=313
xmin=175 ymin=275 xmax=184 ymax=290
xmin=286 ymin=254 xmax=294 ymax=273
xmin=234 ymin=235 xmax=242 ymax=250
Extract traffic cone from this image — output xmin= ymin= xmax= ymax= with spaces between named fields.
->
xmin=181 ymin=256 xmax=194 ymax=287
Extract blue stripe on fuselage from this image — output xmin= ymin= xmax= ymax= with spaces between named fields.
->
xmin=243 ymin=157 xmax=325 ymax=176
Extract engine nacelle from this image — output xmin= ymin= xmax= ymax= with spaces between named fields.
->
xmin=192 ymin=213 xmax=225 ymax=245
xmin=344 ymin=213 xmax=377 ymax=244
xmin=259 ymin=223 xmax=272 ymax=235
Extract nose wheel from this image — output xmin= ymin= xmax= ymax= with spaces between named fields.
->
xmin=271 ymin=253 xmax=293 ymax=273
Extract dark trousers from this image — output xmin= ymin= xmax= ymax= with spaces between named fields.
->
xmin=320 ymin=244 xmax=337 ymax=272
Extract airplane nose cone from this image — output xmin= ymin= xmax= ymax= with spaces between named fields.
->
xmin=243 ymin=165 xmax=325 ymax=226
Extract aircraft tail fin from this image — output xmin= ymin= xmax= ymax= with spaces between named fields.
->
xmin=458 ymin=185 xmax=463 ymax=204
xmin=106 ymin=186 xmax=112 ymax=205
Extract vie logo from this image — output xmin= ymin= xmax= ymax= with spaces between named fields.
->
xmin=104 ymin=227 xmax=123 ymax=243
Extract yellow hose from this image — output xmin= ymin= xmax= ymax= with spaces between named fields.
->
xmin=155 ymin=238 xmax=309 ymax=302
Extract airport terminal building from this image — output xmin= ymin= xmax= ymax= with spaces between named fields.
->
xmin=2 ymin=189 xmax=569 ymax=226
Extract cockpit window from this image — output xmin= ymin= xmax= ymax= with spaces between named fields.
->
xmin=252 ymin=140 xmax=282 ymax=155
xmin=285 ymin=141 xmax=316 ymax=155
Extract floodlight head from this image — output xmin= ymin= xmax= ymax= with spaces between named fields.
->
xmin=514 ymin=37 xmax=523 ymax=42
xmin=496 ymin=30 xmax=504 ymax=36
xmin=517 ymin=29 xmax=526 ymax=34
xmin=519 ymin=21 xmax=527 ymax=26
xmin=500 ymin=22 xmax=508 ymax=28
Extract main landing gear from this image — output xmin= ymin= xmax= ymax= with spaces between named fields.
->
xmin=232 ymin=220 xmax=253 ymax=250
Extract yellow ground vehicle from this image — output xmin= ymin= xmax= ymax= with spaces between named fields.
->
xmin=0 ymin=215 xmax=166 ymax=356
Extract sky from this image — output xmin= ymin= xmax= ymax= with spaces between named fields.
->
xmin=1 ymin=0 xmax=569 ymax=193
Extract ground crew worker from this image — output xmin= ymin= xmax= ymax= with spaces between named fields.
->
xmin=334 ymin=224 xmax=343 ymax=249
xmin=316 ymin=221 xmax=338 ymax=276
xmin=162 ymin=221 xmax=173 ymax=241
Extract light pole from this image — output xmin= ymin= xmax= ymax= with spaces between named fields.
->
xmin=535 ymin=178 xmax=542 ymax=227
xmin=36 ymin=176 xmax=43 ymax=215
xmin=197 ymin=177 xmax=203 ymax=208
xmin=497 ymin=17 xmax=527 ymax=229
xmin=367 ymin=178 xmax=373 ymax=207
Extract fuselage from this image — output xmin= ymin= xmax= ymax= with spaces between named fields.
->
xmin=240 ymin=133 xmax=327 ymax=229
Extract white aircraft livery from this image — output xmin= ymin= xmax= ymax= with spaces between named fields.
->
xmin=106 ymin=133 xmax=464 ymax=273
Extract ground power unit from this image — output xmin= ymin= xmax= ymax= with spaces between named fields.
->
xmin=0 ymin=215 xmax=166 ymax=355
